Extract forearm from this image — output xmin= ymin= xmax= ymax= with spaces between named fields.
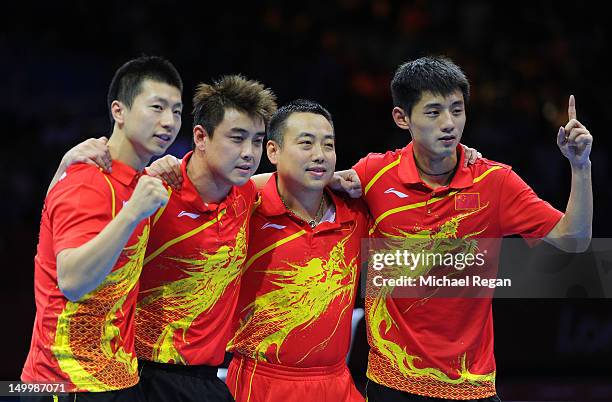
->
xmin=545 ymin=162 xmax=593 ymax=252
xmin=57 ymin=208 xmax=142 ymax=301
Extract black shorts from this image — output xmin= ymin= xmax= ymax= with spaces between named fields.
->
xmin=19 ymin=384 xmax=145 ymax=402
xmin=366 ymin=380 xmax=502 ymax=402
xmin=138 ymin=360 xmax=234 ymax=402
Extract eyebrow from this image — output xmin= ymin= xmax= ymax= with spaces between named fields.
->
xmin=297 ymin=132 xmax=335 ymax=140
xmin=229 ymin=128 xmax=266 ymax=137
xmin=151 ymin=96 xmax=183 ymax=108
xmin=424 ymin=100 xmax=464 ymax=109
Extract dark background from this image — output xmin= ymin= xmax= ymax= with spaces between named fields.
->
xmin=1 ymin=1 xmax=610 ymax=401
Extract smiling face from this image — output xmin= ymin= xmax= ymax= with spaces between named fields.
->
xmin=197 ymin=108 xmax=265 ymax=187
xmin=267 ymin=112 xmax=336 ymax=193
xmin=118 ymin=79 xmax=183 ymax=161
xmin=398 ymin=89 xmax=466 ymax=159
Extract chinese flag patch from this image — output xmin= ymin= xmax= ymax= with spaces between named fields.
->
xmin=232 ymin=194 xmax=248 ymax=217
xmin=455 ymin=193 xmax=480 ymax=210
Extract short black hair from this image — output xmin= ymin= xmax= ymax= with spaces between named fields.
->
xmin=267 ymin=99 xmax=333 ymax=146
xmin=391 ymin=56 xmax=470 ymax=116
xmin=107 ymin=55 xmax=183 ymax=124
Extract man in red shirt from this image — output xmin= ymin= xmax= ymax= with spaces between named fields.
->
xmin=21 ymin=56 xmax=183 ymax=401
xmin=226 ymin=100 xmax=370 ymax=402
xmin=134 ymin=76 xmax=276 ymax=402
xmin=50 ymin=75 xmax=277 ymax=402
xmin=350 ymin=56 xmax=593 ymax=401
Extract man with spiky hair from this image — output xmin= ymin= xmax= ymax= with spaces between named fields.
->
xmin=132 ymin=75 xmax=276 ymax=402
xmin=22 ymin=55 xmax=183 ymax=401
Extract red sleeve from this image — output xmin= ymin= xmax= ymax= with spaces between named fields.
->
xmin=498 ymin=169 xmax=563 ymax=238
xmin=50 ymin=170 xmax=113 ymax=256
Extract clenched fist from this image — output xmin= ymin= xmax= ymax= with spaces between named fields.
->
xmin=122 ymin=176 xmax=169 ymax=222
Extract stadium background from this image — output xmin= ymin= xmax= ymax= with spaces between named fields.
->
xmin=1 ymin=1 xmax=610 ymax=401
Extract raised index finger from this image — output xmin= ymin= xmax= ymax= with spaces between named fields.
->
xmin=568 ymin=94 xmax=577 ymax=121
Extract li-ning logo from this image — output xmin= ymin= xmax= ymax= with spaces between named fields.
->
xmin=261 ymin=222 xmax=286 ymax=230
xmin=384 ymin=188 xmax=409 ymax=198
xmin=178 ymin=211 xmax=201 ymax=219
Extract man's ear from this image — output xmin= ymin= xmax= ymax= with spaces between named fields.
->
xmin=266 ymin=140 xmax=280 ymax=166
xmin=111 ymin=100 xmax=125 ymax=126
xmin=193 ymin=125 xmax=210 ymax=152
xmin=392 ymin=107 xmax=411 ymax=131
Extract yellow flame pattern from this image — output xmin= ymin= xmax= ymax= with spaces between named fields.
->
xmin=229 ymin=231 xmax=358 ymax=364
xmin=51 ymin=225 xmax=149 ymax=391
xmin=136 ymin=221 xmax=248 ymax=364
xmin=368 ymin=203 xmax=496 ymax=386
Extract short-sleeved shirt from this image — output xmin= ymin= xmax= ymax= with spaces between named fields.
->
xmin=227 ymin=174 xmax=371 ymax=367
xmin=353 ymin=143 xmax=563 ymax=399
xmin=22 ymin=161 xmax=150 ymax=392
xmin=135 ymin=151 xmax=258 ymax=366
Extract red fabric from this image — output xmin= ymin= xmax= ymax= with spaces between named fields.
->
xmin=353 ymin=143 xmax=563 ymax=399
xmin=228 ymin=173 xmax=370 ymax=368
xmin=227 ymin=354 xmax=364 ymax=402
xmin=135 ymin=151 xmax=258 ymax=366
xmin=22 ymin=161 xmax=149 ymax=392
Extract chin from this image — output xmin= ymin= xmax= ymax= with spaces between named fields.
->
xmin=230 ymin=175 xmax=251 ymax=187
xmin=304 ymin=180 xmax=328 ymax=192
xmin=150 ymin=144 xmax=170 ymax=156
xmin=434 ymin=148 xmax=455 ymax=158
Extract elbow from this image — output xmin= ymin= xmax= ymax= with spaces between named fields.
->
xmin=559 ymin=236 xmax=592 ymax=253
xmin=57 ymin=258 xmax=86 ymax=302
xmin=571 ymin=227 xmax=592 ymax=253
xmin=548 ymin=219 xmax=592 ymax=253
xmin=57 ymin=276 xmax=85 ymax=302
xmin=575 ymin=236 xmax=592 ymax=253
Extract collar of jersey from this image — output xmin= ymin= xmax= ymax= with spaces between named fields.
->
xmin=109 ymin=158 xmax=141 ymax=186
xmin=398 ymin=142 xmax=474 ymax=190
xmin=258 ymin=172 xmax=354 ymax=225
xmin=178 ymin=151 xmax=237 ymax=213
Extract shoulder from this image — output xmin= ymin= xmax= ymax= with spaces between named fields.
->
xmin=333 ymin=192 xmax=370 ymax=221
xmin=48 ymin=164 xmax=110 ymax=200
xmin=353 ymin=148 xmax=404 ymax=185
xmin=469 ymin=158 xmax=513 ymax=181
xmin=356 ymin=148 xmax=403 ymax=168
xmin=45 ymin=164 xmax=113 ymax=215
xmin=62 ymin=163 xmax=107 ymax=184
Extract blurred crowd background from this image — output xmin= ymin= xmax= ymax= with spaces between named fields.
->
xmin=2 ymin=1 xmax=611 ymax=400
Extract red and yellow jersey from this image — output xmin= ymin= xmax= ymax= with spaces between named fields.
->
xmin=22 ymin=161 xmax=149 ymax=392
xmin=353 ymin=143 xmax=563 ymax=399
xmin=135 ymin=151 xmax=258 ymax=366
xmin=228 ymin=174 xmax=370 ymax=367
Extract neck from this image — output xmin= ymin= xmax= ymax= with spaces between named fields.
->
xmin=413 ymin=145 xmax=458 ymax=187
xmin=107 ymin=128 xmax=149 ymax=171
xmin=187 ymin=151 xmax=233 ymax=204
xmin=276 ymin=176 xmax=325 ymax=219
